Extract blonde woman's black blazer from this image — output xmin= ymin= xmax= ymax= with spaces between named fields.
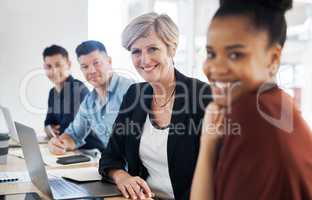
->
xmin=99 ymin=69 xmax=212 ymax=200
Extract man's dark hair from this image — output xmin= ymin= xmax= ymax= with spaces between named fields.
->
xmin=42 ymin=45 xmax=69 ymax=60
xmin=75 ymin=40 xmax=107 ymax=58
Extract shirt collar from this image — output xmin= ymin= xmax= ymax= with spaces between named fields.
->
xmin=53 ymin=75 xmax=74 ymax=94
xmin=107 ymin=73 xmax=118 ymax=94
xmin=91 ymin=73 xmax=118 ymax=108
xmin=65 ymin=75 xmax=74 ymax=83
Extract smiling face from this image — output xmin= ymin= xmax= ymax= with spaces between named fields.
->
xmin=44 ymin=54 xmax=71 ymax=86
xmin=78 ymin=50 xmax=112 ymax=88
xmin=203 ymin=15 xmax=282 ymax=107
xmin=130 ymin=30 xmax=175 ymax=84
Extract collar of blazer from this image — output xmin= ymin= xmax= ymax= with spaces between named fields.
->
xmin=131 ymin=68 xmax=190 ymax=166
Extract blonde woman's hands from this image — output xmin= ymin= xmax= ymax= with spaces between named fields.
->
xmin=110 ymin=170 xmax=154 ymax=200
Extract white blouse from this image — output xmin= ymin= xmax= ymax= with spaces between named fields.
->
xmin=139 ymin=114 xmax=174 ymax=200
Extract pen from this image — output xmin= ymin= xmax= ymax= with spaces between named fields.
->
xmin=48 ymin=125 xmax=58 ymax=138
xmin=48 ymin=126 xmax=66 ymax=153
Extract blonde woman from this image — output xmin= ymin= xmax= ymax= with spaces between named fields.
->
xmin=99 ymin=13 xmax=212 ymax=200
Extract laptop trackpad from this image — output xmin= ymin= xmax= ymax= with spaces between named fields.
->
xmin=78 ymin=181 xmax=121 ymax=198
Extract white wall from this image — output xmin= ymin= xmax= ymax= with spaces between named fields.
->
xmin=88 ymin=0 xmax=141 ymax=82
xmin=0 ymin=0 xmax=88 ymax=132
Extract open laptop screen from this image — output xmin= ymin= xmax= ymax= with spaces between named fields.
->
xmin=0 ymin=105 xmax=19 ymax=143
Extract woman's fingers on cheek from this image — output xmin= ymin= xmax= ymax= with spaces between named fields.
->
xmin=208 ymin=103 xmax=220 ymax=123
xmin=216 ymin=108 xmax=225 ymax=123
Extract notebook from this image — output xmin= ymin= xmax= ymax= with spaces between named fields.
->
xmin=49 ymin=167 xmax=102 ymax=183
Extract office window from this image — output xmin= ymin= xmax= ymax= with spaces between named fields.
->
xmin=88 ymin=0 xmax=140 ymax=81
xmin=88 ymin=0 xmax=312 ymax=127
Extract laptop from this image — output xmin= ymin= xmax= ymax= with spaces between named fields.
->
xmin=0 ymin=105 xmax=48 ymax=146
xmin=15 ymin=122 xmax=120 ymax=200
xmin=0 ymin=105 xmax=20 ymax=145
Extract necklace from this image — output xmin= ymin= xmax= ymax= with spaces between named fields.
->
xmin=153 ymin=87 xmax=176 ymax=108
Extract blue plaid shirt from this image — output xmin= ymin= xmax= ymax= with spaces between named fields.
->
xmin=65 ymin=74 xmax=134 ymax=148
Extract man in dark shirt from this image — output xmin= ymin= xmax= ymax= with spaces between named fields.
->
xmin=43 ymin=45 xmax=89 ymax=137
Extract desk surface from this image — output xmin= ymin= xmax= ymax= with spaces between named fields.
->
xmin=0 ymin=147 xmax=126 ymax=200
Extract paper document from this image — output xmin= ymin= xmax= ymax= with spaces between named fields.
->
xmin=9 ymin=146 xmax=99 ymax=167
xmin=49 ymin=167 xmax=102 ymax=182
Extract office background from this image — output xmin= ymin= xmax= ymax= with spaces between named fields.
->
xmin=0 ymin=0 xmax=312 ymax=133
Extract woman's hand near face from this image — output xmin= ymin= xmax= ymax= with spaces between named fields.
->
xmin=190 ymin=102 xmax=224 ymax=200
xmin=109 ymin=169 xmax=154 ymax=200
xmin=201 ymin=101 xmax=225 ymax=146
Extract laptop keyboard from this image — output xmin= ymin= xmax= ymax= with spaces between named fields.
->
xmin=49 ymin=179 xmax=86 ymax=196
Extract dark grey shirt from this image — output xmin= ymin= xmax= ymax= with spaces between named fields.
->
xmin=44 ymin=75 xmax=89 ymax=133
